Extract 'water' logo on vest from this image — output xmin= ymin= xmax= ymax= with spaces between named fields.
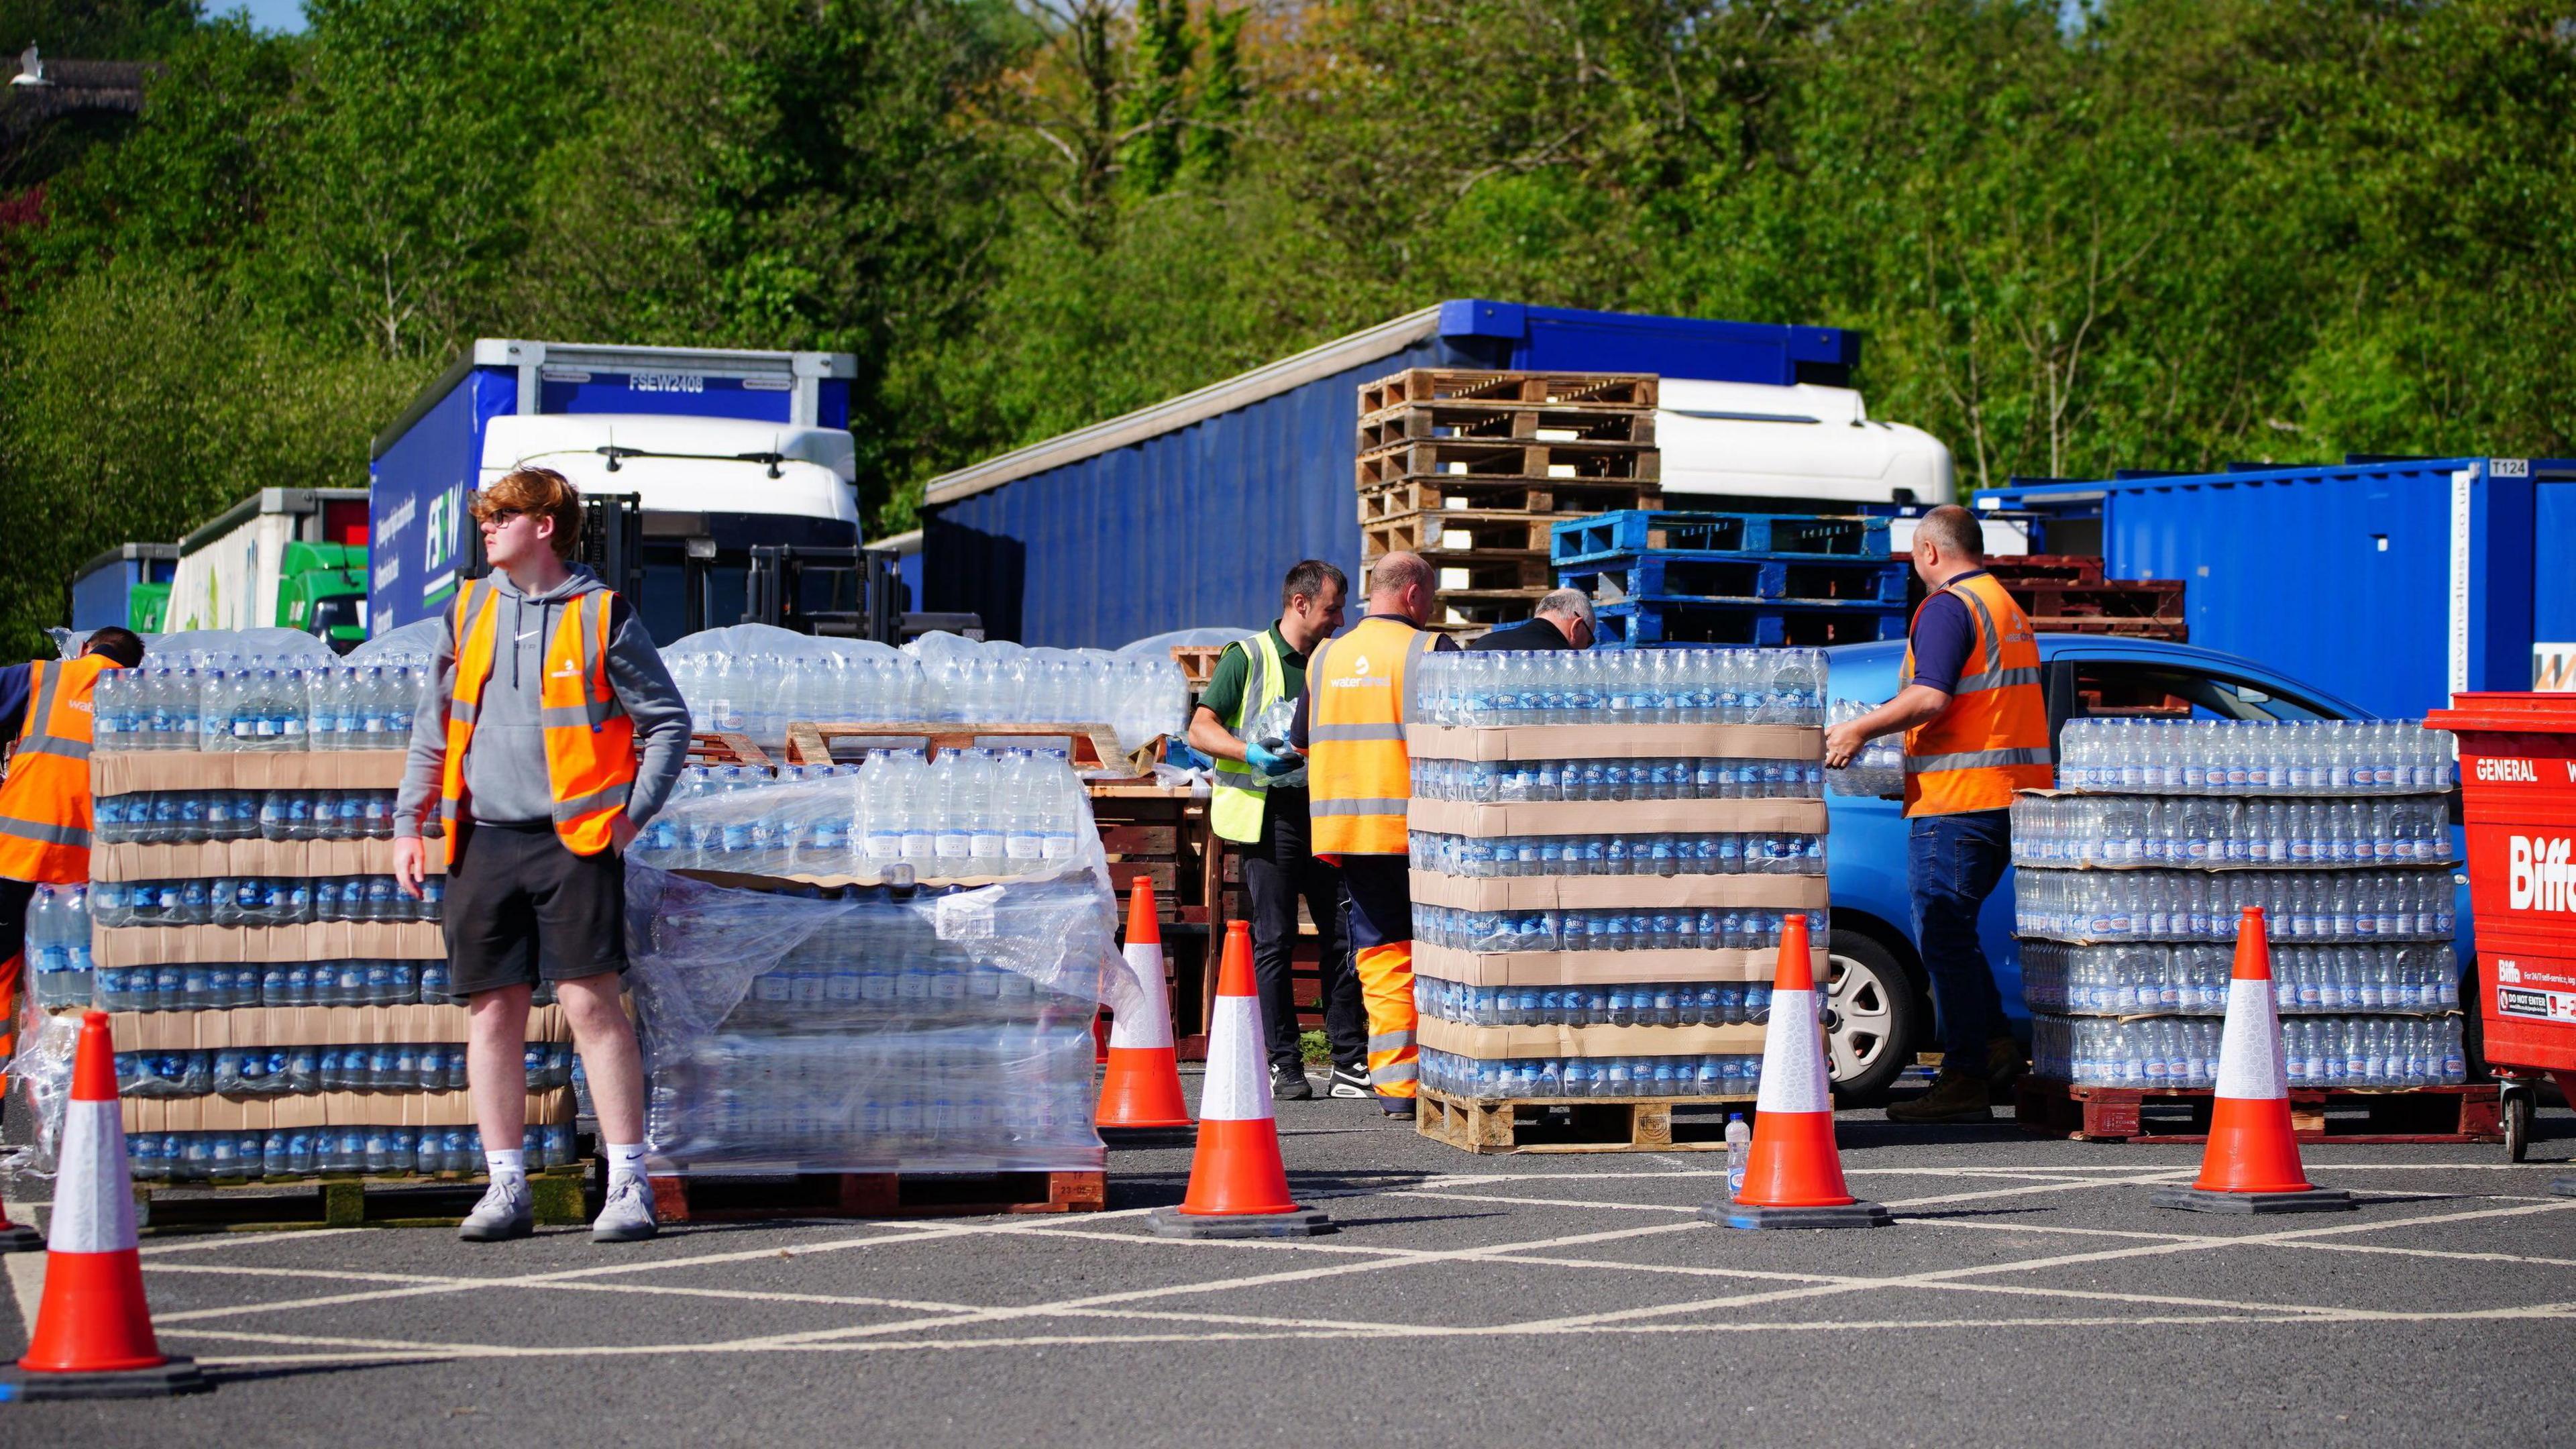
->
xmin=2509 ymin=835 xmax=2575 ymax=912
xmin=1351 ymin=655 xmax=1371 ymax=676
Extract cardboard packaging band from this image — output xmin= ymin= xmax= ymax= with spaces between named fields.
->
xmin=107 ymin=1004 xmax=568 ymax=1050
xmin=92 ymin=749 xmax=411 ymax=797
xmin=1412 ymin=941 xmax=1826 ymax=987
xmin=1419 ymin=1016 xmax=1768 ymax=1059
xmin=1409 ymin=870 xmax=1830 ymax=914
xmin=92 ymin=921 xmax=448 ymax=968
xmin=1406 ymin=723 xmax=1824 ymax=763
xmin=1407 ymin=796 xmax=1828 ymax=838
xmin=123 ymin=1086 xmax=576 ymax=1133
xmin=92 ymin=837 xmax=434 ymax=882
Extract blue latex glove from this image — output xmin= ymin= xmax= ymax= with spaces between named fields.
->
xmin=1244 ymin=741 xmax=1300 ymax=777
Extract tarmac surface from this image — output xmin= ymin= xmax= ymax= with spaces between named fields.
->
xmin=4 ymin=1080 xmax=2573 ymax=1448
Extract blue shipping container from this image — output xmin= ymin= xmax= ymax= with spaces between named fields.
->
xmin=68 ymin=543 xmax=177 ymax=633
xmin=369 ymin=339 xmax=855 ymax=637
xmin=1972 ymin=458 xmax=2575 ymax=719
xmin=921 ymin=300 xmax=1858 ymax=646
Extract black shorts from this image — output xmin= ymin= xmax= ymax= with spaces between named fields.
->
xmin=445 ymin=821 xmax=627 ymax=996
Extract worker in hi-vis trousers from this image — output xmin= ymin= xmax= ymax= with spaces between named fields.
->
xmin=1292 ymin=551 xmax=1454 ymax=1118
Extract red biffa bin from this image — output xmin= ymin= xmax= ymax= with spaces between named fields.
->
xmin=2424 ymin=694 xmax=2576 ymax=1175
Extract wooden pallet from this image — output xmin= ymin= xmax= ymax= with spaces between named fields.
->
xmin=1358 ymin=368 xmax=1659 ymax=415
xmin=1417 ymin=1086 xmax=1753 ymax=1155
xmin=1357 ymin=403 xmax=1656 ymax=455
xmin=688 ymin=731 xmax=774 ymax=768
xmin=1433 ymin=586 xmax=1558 ymax=628
xmin=1358 ymin=476 xmax=1663 ymax=523
xmin=2004 ymin=579 xmax=2186 ymax=622
xmin=134 ymin=1169 xmax=589 ymax=1234
xmin=2027 ymin=616 xmax=2190 ymax=641
xmin=1363 ymin=508 xmax=1561 ymax=559
xmin=1169 ymin=644 xmax=1230 ymax=690
xmin=649 ymin=1169 xmax=1106 ymax=1222
xmin=1357 ymin=439 xmax=1660 ymax=489
xmin=2012 ymin=1077 xmax=2502 ymax=1144
xmin=1982 ymin=554 xmax=2108 ymax=586
xmin=784 ymin=720 xmax=1161 ymax=778
xmin=1427 ymin=555 xmax=1556 ymax=592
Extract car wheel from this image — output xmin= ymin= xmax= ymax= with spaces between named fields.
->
xmin=1825 ymin=930 xmax=1919 ymax=1105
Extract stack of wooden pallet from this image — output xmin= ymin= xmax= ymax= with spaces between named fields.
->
xmin=1977 ymin=555 xmax=2188 ymax=641
xmin=1354 ymin=369 xmax=1661 ymax=632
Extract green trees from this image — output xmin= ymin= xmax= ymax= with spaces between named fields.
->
xmin=1 ymin=0 xmax=2568 ymax=656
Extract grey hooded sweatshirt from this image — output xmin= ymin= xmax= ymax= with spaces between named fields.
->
xmin=394 ymin=566 xmax=691 ymax=839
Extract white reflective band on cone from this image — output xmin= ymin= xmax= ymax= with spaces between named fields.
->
xmin=1754 ymin=987 xmax=1829 ymax=1114
xmin=51 ymin=1098 xmax=139 ymax=1254
xmin=1198 ymin=994 xmax=1273 ymax=1122
xmin=2214 ymin=978 xmax=2290 ymax=1100
xmin=1108 ymin=942 xmax=1175 ymax=1050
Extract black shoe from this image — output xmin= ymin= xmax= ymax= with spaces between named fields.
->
xmin=1379 ymin=1095 xmax=1416 ymax=1120
xmin=1271 ymin=1064 xmax=1315 ymax=1100
xmin=1886 ymin=1072 xmax=1994 ymax=1124
xmin=1327 ymin=1064 xmax=1371 ymax=1099
xmin=1986 ymin=1035 xmax=2027 ymax=1091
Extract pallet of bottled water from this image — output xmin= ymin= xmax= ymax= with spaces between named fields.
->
xmin=660 ymin=626 xmax=1189 ymax=757
xmin=2053 ymin=718 xmax=2454 ymax=795
xmin=631 ymin=749 xmax=1097 ymax=884
xmin=1406 ymin=648 xmax=1823 ymax=1110
xmin=2029 ymin=1013 xmax=2469 ymax=1089
xmin=627 ymin=857 xmax=1130 ymax=1174
xmin=91 ymin=651 xmax=428 ymax=755
xmin=2019 ymin=941 xmax=2461 ymax=1016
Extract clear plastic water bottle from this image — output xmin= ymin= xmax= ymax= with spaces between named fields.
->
xmin=1725 ymin=1113 xmax=1751 ymax=1196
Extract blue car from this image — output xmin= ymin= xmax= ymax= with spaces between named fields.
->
xmin=1818 ymin=633 xmax=2470 ymax=1102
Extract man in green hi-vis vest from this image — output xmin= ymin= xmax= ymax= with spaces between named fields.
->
xmin=1186 ymin=559 xmax=1370 ymax=1102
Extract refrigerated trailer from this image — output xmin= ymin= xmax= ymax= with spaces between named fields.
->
xmin=160 ymin=488 xmax=371 ymax=645
xmin=367 ymin=339 xmax=864 ymax=643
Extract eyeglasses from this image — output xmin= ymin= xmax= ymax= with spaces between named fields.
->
xmin=476 ymin=507 xmax=525 ymax=526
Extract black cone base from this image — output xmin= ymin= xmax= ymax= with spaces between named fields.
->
xmin=2151 ymin=1185 xmax=2356 ymax=1215
xmin=0 ymin=1223 xmax=44 ymax=1254
xmin=1097 ymin=1126 xmax=1198 ymax=1148
xmin=1702 ymin=1198 xmax=1892 ymax=1230
xmin=1146 ymin=1205 xmax=1333 ymax=1239
xmin=0 ymin=1356 xmax=211 ymax=1400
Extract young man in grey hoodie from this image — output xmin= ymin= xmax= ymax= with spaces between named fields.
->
xmin=391 ymin=468 xmax=692 ymax=1243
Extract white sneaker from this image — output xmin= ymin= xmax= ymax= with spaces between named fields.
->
xmin=592 ymin=1176 xmax=659 ymax=1243
xmin=458 ymin=1177 xmax=533 ymax=1242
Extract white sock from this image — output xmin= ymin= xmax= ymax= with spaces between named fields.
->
xmin=606 ymin=1142 xmax=647 ymax=1187
xmin=486 ymin=1147 xmax=527 ymax=1185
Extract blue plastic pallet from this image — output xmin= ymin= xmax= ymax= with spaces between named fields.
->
xmin=1559 ymin=553 xmax=1909 ymax=606
xmin=1594 ymin=598 xmax=1911 ymax=649
xmin=1552 ymin=510 xmax=1891 ymax=566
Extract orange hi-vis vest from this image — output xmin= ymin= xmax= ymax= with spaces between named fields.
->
xmin=0 ymin=655 xmax=120 ymax=884
xmin=438 ymin=580 xmax=638 ymax=868
xmin=1305 ymin=615 xmax=1437 ymax=857
xmin=1902 ymin=571 xmax=2053 ymax=817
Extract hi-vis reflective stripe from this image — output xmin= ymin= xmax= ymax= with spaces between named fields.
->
xmin=539 ymin=697 xmax=628 ymax=730
xmin=1949 ymin=666 xmax=2043 ymax=694
xmin=1753 ymin=987 xmax=1830 ymax=1114
xmin=550 ymin=784 xmax=631 ymax=825
xmin=1108 ymin=941 xmax=1175 ymax=1049
xmin=1371 ymin=1057 xmax=1419 ymax=1085
xmin=50 ymin=1099 xmax=139 ymax=1254
xmin=1199 ymin=994 xmax=1273 ymax=1121
xmin=0 ymin=816 xmax=91 ymax=848
xmin=1309 ymin=798 xmax=1409 ymax=816
xmin=2213 ymin=978 xmax=2289 ymax=1099
xmin=11 ymin=735 xmax=92 ymax=761
xmin=26 ymin=661 xmax=61 ymax=735
xmin=1907 ymin=746 xmax=2054 ymax=774
xmin=1951 ymin=583 xmax=2006 ymax=677
xmin=1307 ymin=723 xmax=1405 ymax=742
xmin=1366 ymin=1030 xmax=1413 ymax=1056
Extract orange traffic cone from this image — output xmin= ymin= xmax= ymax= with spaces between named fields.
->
xmin=1097 ymin=877 xmax=1193 ymax=1135
xmin=2152 ymin=908 xmax=2355 ymax=1214
xmin=1147 ymin=921 xmax=1332 ymax=1239
xmin=1702 ymin=914 xmax=1890 ymax=1230
xmin=0 ymin=1012 xmax=209 ymax=1399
